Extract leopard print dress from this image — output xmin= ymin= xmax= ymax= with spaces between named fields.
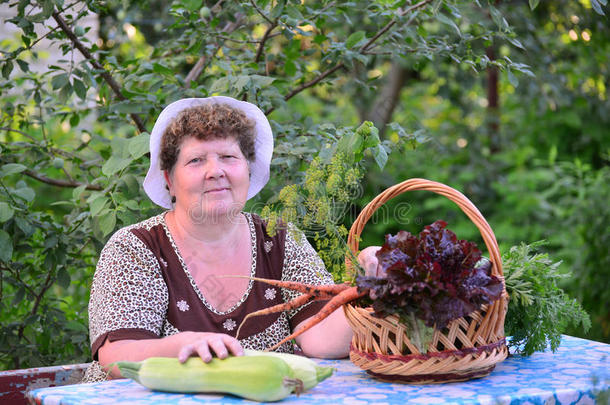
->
xmin=83 ymin=212 xmax=333 ymax=382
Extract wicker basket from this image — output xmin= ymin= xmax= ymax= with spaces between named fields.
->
xmin=343 ymin=178 xmax=509 ymax=384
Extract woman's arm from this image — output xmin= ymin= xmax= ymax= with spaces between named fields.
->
xmin=98 ymin=331 xmax=243 ymax=378
xmin=293 ymin=246 xmax=383 ymax=358
xmin=293 ymin=307 xmax=352 ymax=358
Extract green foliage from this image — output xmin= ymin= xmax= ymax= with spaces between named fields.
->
xmin=262 ymin=121 xmax=400 ymax=281
xmin=1 ymin=0 xmax=521 ymax=370
xmin=503 ymin=241 xmax=591 ymax=356
xmin=0 ymin=0 xmax=607 ymax=370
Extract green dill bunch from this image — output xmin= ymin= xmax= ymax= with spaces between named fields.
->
xmin=503 ymin=241 xmax=591 ymax=356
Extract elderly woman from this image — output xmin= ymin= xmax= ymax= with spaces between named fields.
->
xmin=84 ymin=97 xmax=380 ymax=381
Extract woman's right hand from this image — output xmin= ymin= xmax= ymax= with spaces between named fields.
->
xmin=98 ymin=330 xmax=244 ymax=377
xmin=177 ymin=331 xmax=244 ymax=363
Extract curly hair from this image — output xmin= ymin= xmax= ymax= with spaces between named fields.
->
xmin=159 ymin=103 xmax=256 ymax=172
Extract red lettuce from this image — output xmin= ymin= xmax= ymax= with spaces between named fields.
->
xmin=356 ymin=220 xmax=503 ymax=329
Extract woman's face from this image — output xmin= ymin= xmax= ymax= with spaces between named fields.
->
xmin=165 ymin=136 xmax=250 ymax=222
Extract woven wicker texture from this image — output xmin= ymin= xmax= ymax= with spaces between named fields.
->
xmin=343 ymin=178 xmax=508 ymax=383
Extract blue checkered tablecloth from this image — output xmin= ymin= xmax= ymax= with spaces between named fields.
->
xmin=27 ymin=335 xmax=610 ymax=404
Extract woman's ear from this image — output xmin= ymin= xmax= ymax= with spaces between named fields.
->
xmin=163 ymin=170 xmax=173 ymax=194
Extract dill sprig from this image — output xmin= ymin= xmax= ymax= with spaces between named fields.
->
xmin=503 ymin=241 xmax=591 ymax=356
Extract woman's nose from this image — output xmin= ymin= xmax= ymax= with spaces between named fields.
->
xmin=203 ymin=157 xmax=224 ymax=178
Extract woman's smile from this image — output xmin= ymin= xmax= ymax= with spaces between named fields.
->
xmin=204 ymin=187 xmax=230 ymax=194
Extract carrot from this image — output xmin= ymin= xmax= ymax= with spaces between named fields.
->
xmin=236 ymin=293 xmax=314 ymax=339
xmin=221 ymin=275 xmax=352 ymax=298
xmin=265 ymin=286 xmax=366 ymax=352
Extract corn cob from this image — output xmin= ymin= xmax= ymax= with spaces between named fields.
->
xmin=243 ymin=349 xmax=334 ymax=390
xmin=115 ymin=356 xmax=303 ymax=402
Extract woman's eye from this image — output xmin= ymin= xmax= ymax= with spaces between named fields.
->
xmin=222 ymin=155 xmax=235 ymax=159
xmin=188 ymin=158 xmax=201 ymax=164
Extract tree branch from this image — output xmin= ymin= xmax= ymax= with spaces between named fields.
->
xmin=1 ymin=127 xmax=88 ymax=160
xmin=281 ymin=63 xmax=345 ymax=103
xmin=184 ymin=14 xmax=245 ymax=88
xmin=215 ymin=34 xmax=280 ymax=44
xmin=17 ymin=267 xmax=54 ymax=344
xmin=255 ymin=22 xmax=278 ymax=64
xmin=360 ymin=0 xmax=433 ymax=53
xmin=250 ymin=0 xmax=274 ymax=24
xmin=51 ymin=11 xmax=147 ymax=133
xmin=24 ymin=169 xmax=102 ymax=190
xmin=267 ymin=0 xmax=434 ymax=115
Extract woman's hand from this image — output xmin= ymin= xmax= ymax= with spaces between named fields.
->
xmin=177 ymin=332 xmax=243 ymax=363
xmin=98 ymin=331 xmax=244 ymax=378
xmin=358 ymin=246 xmax=385 ymax=277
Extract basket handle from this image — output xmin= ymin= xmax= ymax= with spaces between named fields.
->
xmin=346 ymin=178 xmax=504 ymax=278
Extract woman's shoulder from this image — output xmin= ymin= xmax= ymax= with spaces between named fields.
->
xmin=104 ymin=212 xmax=167 ymax=246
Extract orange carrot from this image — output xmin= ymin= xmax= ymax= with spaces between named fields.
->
xmin=222 ymin=275 xmax=352 ymax=298
xmin=236 ymin=293 xmax=314 ymax=338
xmin=266 ymin=286 xmax=366 ymax=351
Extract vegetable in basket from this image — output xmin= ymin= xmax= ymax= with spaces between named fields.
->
xmin=238 ymin=220 xmax=504 ymax=353
xmin=356 ymin=220 xmax=503 ymax=328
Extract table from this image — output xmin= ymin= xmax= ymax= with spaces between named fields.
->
xmin=26 ymin=336 xmax=609 ymax=404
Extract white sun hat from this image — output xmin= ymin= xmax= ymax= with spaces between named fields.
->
xmin=143 ymin=96 xmax=274 ymax=209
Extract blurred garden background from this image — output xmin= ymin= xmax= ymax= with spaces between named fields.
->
xmin=0 ymin=0 xmax=608 ymax=370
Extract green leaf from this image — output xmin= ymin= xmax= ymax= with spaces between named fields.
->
xmin=128 ymin=133 xmax=150 ymax=159
xmin=506 ymin=36 xmax=525 ymax=50
xmin=86 ymin=191 xmax=104 ymax=204
xmin=2 ymin=61 xmax=14 ymax=79
xmin=153 ymin=62 xmax=174 ymax=76
xmin=58 ymin=83 xmax=72 ymax=104
xmin=65 ymin=320 xmax=88 ymax=333
xmin=102 ymin=155 xmax=133 ymax=176
xmin=251 ymin=75 xmax=275 ymax=87
xmin=16 ymin=59 xmax=29 ymax=73
xmin=337 ymin=131 xmax=363 ymax=157
xmin=210 ymin=77 xmax=229 ymax=93
xmin=41 ymin=0 xmax=55 ymax=17
xmin=69 ymin=114 xmax=80 ymax=127
xmin=44 ymin=235 xmax=58 ymax=249
xmin=121 ymin=174 xmax=140 ymax=196
xmin=270 ymin=0 xmax=285 ymax=19
xmin=72 ymin=184 xmax=86 ymax=201
xmin=437 ymin=13 xmax=460 ymax=36
xmin=51 ymin=73 xmax=69 ymax=90
xmin=56 ymin=267 xmax=71 ymax=289
xmin=507 ymin=69 xmax=518 ymax=87
xmin=113 ymin=101 xmax=147 ymax=114
xmin=14 ymin=216 xmax=34 ymax=236
xmin=234 ymin=75 xmax=250 ymax=92
xmin=489 ymin=6 xmax=508 ymax=30
xmin=182 ymin=0 xmax=202 ymax=12
xmin=0 ymin=202 xmax=14 ymax=222
xmin=12 ymin=287 xmax=25 ymax=305
xmin=0 ymin=163 xmax=27 ymax=177
xmin=373 ymin=145 xmax=388 ymax=169
xmin=284 ymin=60 xmax=297 ymax=76
xmin=99 ymin=210 xmax=117 ymax=236
xmin=346 ymin=31 xmax=365 ymax=49
xmin=0 ymin=230 xmax=12 ymax=262
xmin=123 ymin=199 xmax=140 ymax=211
xmin=528 ymin=0 xmax=540 ymax=10
xmin=73 ymin=79 xmax=87 ymax=100
xmin=13 ymin=187 xmax=35 ymax=203
xmin=89 ymin=195 xmax=109 ymax=216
